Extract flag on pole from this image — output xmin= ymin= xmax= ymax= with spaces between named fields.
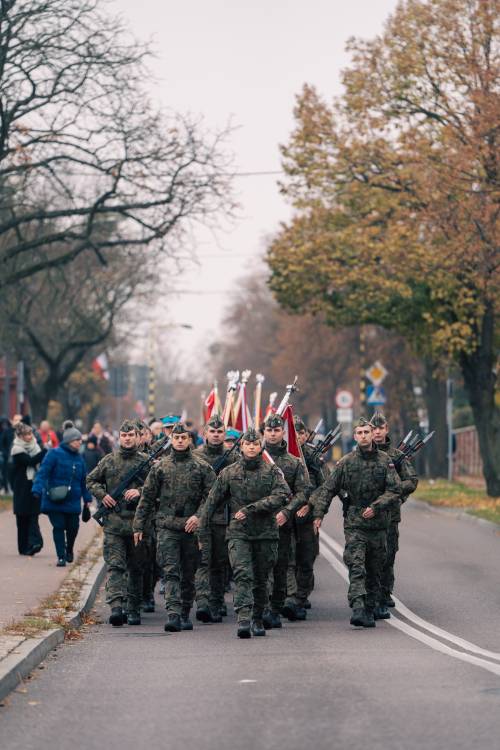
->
xmin=203 ymin=384 xmax=222 ymax=423
xmin=281 ymin=404 xmax=302 ymax=459
xmin=222 ymin=370 xmax=239 ymax=428
xmin=233 ymin=370 xmax=251 ymax=431
xmin=254 ymin=373 xmax=265 ymax=427
xmin=265 ymin=392 xmax=277 ymax=418
xmin=91 ymin=353 xmax=109 ymax=380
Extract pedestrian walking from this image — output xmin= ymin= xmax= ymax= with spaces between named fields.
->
xmin=10 ymin=422 xmax=45 ymax=555
xmin=0 ymin=416 xmax=14 ymax=493
xmin=32 ymin=420 xmax=92 ymax=566
xmin=83 ymin=436 xmax=103 ymax=473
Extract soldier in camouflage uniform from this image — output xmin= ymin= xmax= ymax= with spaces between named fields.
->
xmin=199 ymin=427 xmax=289 ymax=638
xmin=311 ymin=418 xmax=401 ymax=628
xmin=133 ymin=423 xmax=215 ymax=632
xmin=133 ymin=419 xmax=157 ymax=614
xmin=193 ymin=414 xmax=237 ymax=622
xmin=262 ymin=414 xmax=308 ymax=629
xmin=86 ymin=420 xmax=149 ymax=627
xmin=283 ymin=417 xmax=328 ymax=621
xmin=371 ymin=412 xmax=418 ymax=615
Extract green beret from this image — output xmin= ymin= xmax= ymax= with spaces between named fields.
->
xmin=294 ymin=416 xmax=307 ymax=432
xmin=171 ymin=422 xmax=189 ymax=435
xmin=207 ymin=414 xmax=225 ymax=429
xmin=120 ymin=419 xmax=138 ymax=433
xmin=242 ymin=427 xmax=262 ymax=443
xmin=265 ymin=414 xmax=284 ymax=429
xmin=370 ymin=411 xmax=387 ymax=428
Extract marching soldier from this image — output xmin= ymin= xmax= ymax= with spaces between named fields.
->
xmin=134 ymin=419 xmax=157 ymax=614
xmin=199 ymin=427 xmax=289 ymax=638
xmin=311 ymin=418 xmax=401 ymax=628
xmin=133 ymin=422 xmax=215 ymax=632
xmin=283 ymin=417 xmax=328 ymax=620
xmin=262 ymin=414 xmax=308 ymax=629
xmin=86 ymin=420 xmax=149 ymax=627
xmin=193 ymin=414 xmax=237 ymax=621
xmin=370 ymin=412 xmax=418 ymax=614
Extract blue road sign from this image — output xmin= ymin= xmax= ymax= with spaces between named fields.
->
xmin=366 ymin=384 xmax=386 ymax=406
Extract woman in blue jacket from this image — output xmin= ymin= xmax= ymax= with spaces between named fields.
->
xmin=33 ymin=421 xmax=92 ymax=566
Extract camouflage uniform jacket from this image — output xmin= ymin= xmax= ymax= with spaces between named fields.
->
xmin=133 ymin=448 xmax=215 ymax=533
xmin=199 ymin=454 xmax=290 ymax=541
xmin=377 ymin=439 xmax=418 ymax=523
xmin=86 ymin=447 xmax=149 ymax=520
xmin=302 ymin=443 xmax=329 ymax=497
xmin=311 ymin=445 xmax=401 ymax=531
xmin=264 ymin=441 xmax=308 ymax=520
xmin=193 ymin=443 xmax=237 ymax=526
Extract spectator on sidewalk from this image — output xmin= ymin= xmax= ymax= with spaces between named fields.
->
xmin=84 ymin=436 xmax=103 ymax=473
xmin=32 ymin=420 xmax=92 ymax=567
xmin=10 ymin=422 xmax=45 ymax=555
xmin=39 ymin=420 xmax=59 ymax=450
xmin=88 ymin=421 xmax=113 ymax=455
xmin=0 ymin=416 xmax=14 ymax=493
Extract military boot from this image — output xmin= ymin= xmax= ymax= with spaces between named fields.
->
xmin=237 ymin=620 xmax=252 ymax=639
xmin=363 ymin=610 xmax=376 ymax=628
xmin=109 ymin=607 xmax=124 ymax=627
xmin=374 ymin=605 xmax=391 ymax=620
xmin=210 ymin=608 xmax=223 ymax=623
xmin=294 ymin=606 xmax=307 ymax=621
xmin=304 ymin=599 xmax=312 ymax=610
xmin=251 ymin=619 xmax=266 ymax=636
xmin=127 ymin=611 xmax=141 ymax=626
xmin=142 ymin=596 xmax=155 ymax=613
xmin=164 ymin=614 xmax=181 ymax=632
xmin=350 ymin=607 xmax=366 ymax=627
xmin=270 ymin=612 xmax=282 ymax=629
xmin=262 ymin=609 xmax=273 ymax=630
xmin=180 ymin=610 xmax=193 ymax=631
xmin=196 ymin=604 xmax=212 ymax=623
xmin=384 ymin=595 xmax=396 ymax=608
xmin=281 ymin=602 xmax=298 ymax=622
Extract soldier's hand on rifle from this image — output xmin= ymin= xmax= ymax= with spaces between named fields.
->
xmin=234 ymin=510 xmax=246 ymax=522
xmin=276 ymin=511 xmax=288 ymax=527
xmin=134 ymin=532 xmax=143 ymax=546
xmin=362 ymin=507 xmax=375 ymax=519
xmin=296 ymin=504 xmax=310 ymax=518
xmin=124 ymin=488 xmax=140 ymax=501
xmin=185 ymin=515 xmax=199 ymax=533
xmin=102 ymin=494 xmax=117 ymax=508
xmin=313 ymin=519 xmax=322 ymax=534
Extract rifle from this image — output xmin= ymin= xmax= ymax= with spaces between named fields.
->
xmin=92 ymin=434 xmax=172 ymax=527
xmin=275 ymin=376 xmax=299 ymax=417
xmin=309 ymin=424 xmax=342 ymax=461
xmin=307 ymin=418 xmax=323 ymax=444
xmin=393 ymin=430 xmax=435 ymax=468
xmin=213 ymin=434 xmax=243 ymax=474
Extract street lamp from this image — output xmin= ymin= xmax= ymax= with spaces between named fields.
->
xmin=147 ymin=323 xmax=193 ymax=419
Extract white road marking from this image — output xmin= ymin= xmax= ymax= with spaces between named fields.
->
xmin=319 ymin=529 xmax=500 ymax=662
xmin=239 ymin=679 xmax=257 ymax=684
xmin=318 ymin=538 xmax=500 ymax=678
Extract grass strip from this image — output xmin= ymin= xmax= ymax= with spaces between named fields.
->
xmin=414 ymin=480 xmax=500 ymax=525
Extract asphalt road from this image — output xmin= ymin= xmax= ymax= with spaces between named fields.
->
xmin=1 ymin=501 xmax=500 ymax=750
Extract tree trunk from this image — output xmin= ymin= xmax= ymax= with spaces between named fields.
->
xmin=25 ymin=365 xmax=62 ymax=424
xmin=423 ymin=359 xmax=448 ymax=478
xmin=459 ymin=303 xmax=500 ymax=497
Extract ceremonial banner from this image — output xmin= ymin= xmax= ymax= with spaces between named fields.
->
xmin=254 ymin=373 xmax=265 ymax=427
xmin=281 ymin=404 xmax=302 ymax=459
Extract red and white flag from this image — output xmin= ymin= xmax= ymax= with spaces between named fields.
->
xmin=281 ymin=404 xmax=302 ymax=459
xmin=91 ymin=353 xmax=109 ymax=380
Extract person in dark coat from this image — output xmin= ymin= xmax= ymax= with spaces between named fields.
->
xmin=0 ymin=416 xmax=14 ymax=493
xmin=32 ymin=420 xmax=92 ymax=567
xmin=10 ymin=422 xmax=45 ymax=555
xmin=83 ymin=437 xmax=103 ymax=473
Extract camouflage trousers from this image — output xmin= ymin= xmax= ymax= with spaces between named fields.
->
xmin=285 ymin=519 xmax=317 ymax=607
xmin=343 ymin=527 xmax=387 ymax=611
xmin=209 ymin=524 xmax=229 ymax=610
xmin=141 ymin=532 xmax=159 ymax=602
xmin=380 ymin=521 xmax=399 ymax=600
xmin=103 ymin=515 xmax=148 ymax=611
xmin=270 ymin=524 xmax=293 ymax=614
xmin=156 ymin=528 xmax=206 ymax=616
xmin=228 ymin=537 xmax=278 ymax=622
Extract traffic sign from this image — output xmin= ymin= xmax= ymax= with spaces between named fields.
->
xmin=366 ymin=385 xmax=386 ymax=406
xmin=336 ymin=407 xmax=353 ymax=423
xmin=336 ymin=390 xmax=354 ymax=409
xmin=365 ymin=361 xmax=388 ymax=386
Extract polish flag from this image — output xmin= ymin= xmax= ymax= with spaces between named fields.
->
xmin=91 ymin=353 xmax=109 ymax=380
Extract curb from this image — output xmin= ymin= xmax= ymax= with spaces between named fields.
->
xmin=0 ymin=552 xmax=106 ymax=702
xmin=408 ymin=498 xmax=500 ymax=532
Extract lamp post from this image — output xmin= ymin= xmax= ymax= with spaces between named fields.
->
xmin=147 ymin=323 xmax=193 ymax=419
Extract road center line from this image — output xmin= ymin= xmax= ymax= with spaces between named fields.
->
xmin=319 ymin=528 xmax=500 ymax=663
xmin=318 ymin=539 xmax=500 ymax=678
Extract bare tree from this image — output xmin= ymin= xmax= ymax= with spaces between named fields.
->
xmin=0 ymin=0 xmax=232 ymax=287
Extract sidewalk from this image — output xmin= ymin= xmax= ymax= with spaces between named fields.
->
xmin=0 ymin=507 xmax=98 ymax=629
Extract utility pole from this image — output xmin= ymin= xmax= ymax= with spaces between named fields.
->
xmin=446 ymin=377 xmax=453 ymax=481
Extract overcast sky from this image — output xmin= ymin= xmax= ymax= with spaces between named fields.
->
xmin=112 ymin=0 xmax=399 ymax=369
